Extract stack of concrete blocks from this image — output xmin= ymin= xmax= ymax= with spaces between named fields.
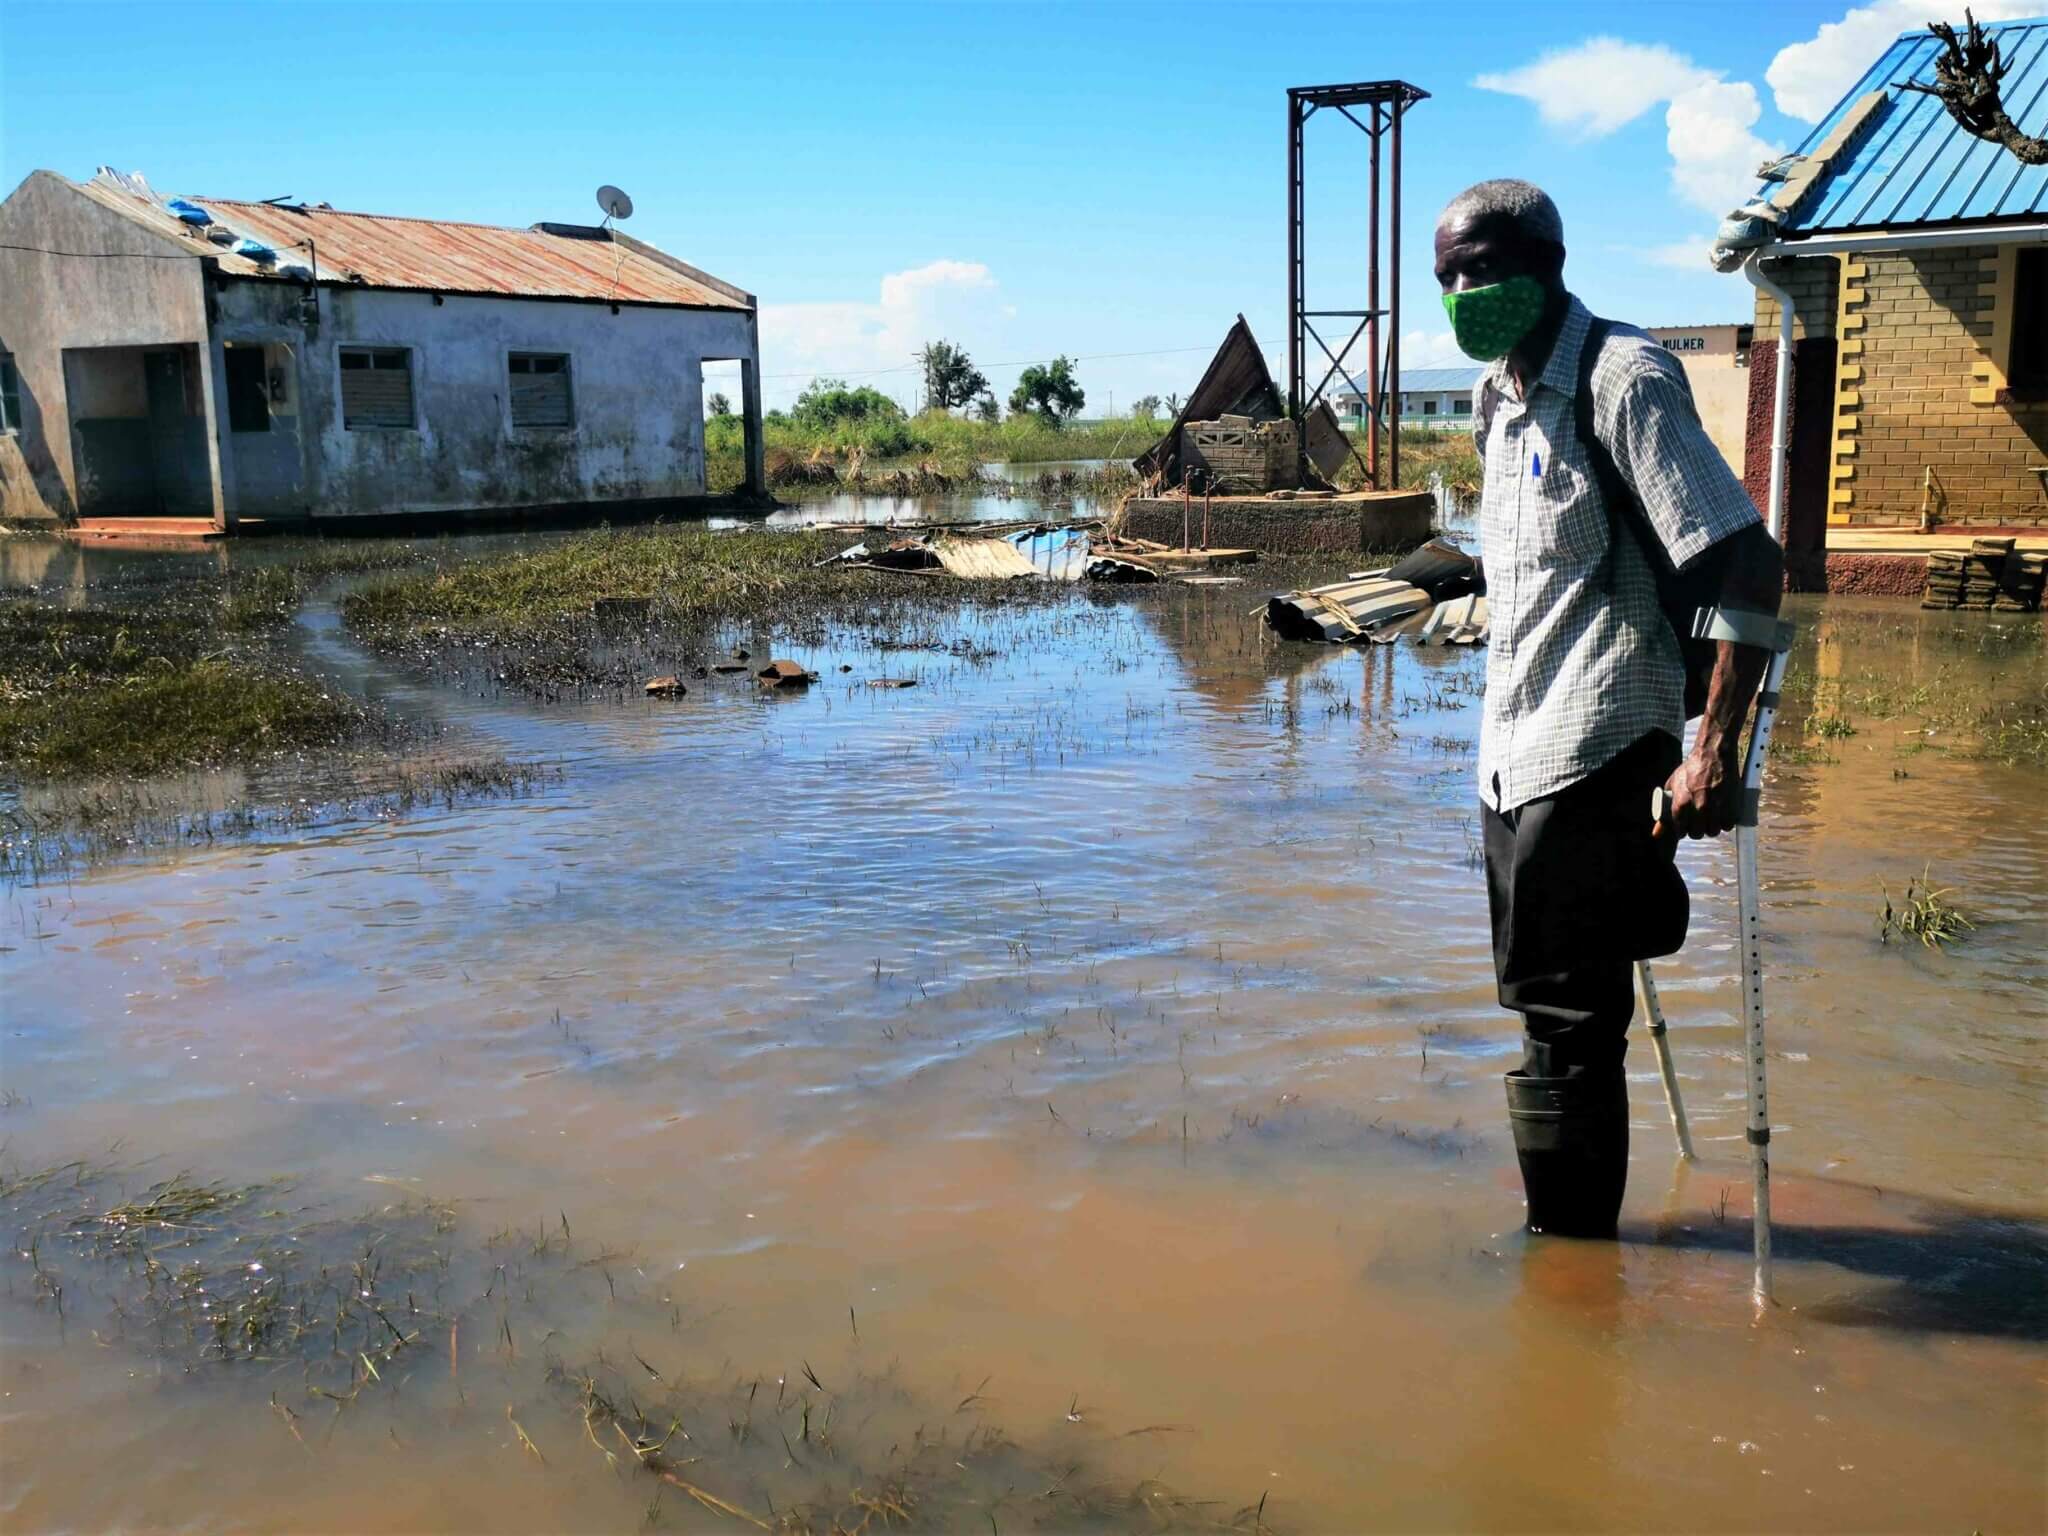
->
xmin=1181 ymin=416 xmax=1300 ymax=493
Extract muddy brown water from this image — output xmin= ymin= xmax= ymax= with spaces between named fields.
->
xmin=1 ymin=525 xmax=2044 ymax=1532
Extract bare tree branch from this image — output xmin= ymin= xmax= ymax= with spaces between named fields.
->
xmin=1900 ymin=10 xmax=2048 ymax=165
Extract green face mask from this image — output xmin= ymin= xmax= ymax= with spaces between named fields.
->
xmin=1441 ymin=276 xmax=1547 ymax=361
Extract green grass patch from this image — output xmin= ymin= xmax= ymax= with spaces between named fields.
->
xmin=706 ymin=411 xmax=1165 ymax=492
xmin=2 ymin=658 xmax=364 ymax=779
xmin=0 ymin=595 xmax=373 ymax=779
xmin=343 ymin=525 xmax=868 ymax=638
xmin=1331 ymin=427 xmax=1480 ymax=493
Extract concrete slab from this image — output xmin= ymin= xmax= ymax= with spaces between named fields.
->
xmin=1828 ymin=528 xmax=2048 ymax=555
xmin=1118 ymin=490 xmax=1433 ymax=556
xmin=61 ymin=517 xmax=223 ymax=544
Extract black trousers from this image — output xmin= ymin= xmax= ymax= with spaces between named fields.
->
xmin=1482 ymin=731 xmax=1685 ymax=1074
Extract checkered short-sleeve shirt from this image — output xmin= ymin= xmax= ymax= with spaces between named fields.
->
xmin=1473 ymin=297 xmax=1761 ymax=813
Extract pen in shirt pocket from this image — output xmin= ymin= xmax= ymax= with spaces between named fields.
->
xmin=1531 ymin=449 xmax=1542 ymax=477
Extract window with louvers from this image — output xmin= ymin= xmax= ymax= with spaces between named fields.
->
xmin=339 ymin=347 xmax=414 ymax=429
xmin=508 ymin=353 xmax=573 ymax=428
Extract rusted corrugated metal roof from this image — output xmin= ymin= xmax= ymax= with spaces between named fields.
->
xmin=197 ymin=198 xmax=750 ymax=309
xmin=71 ymin=171 xmax=749 ymax=309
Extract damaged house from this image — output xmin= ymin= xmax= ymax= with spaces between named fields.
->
xmin=1716 ymin=16 xmax=2048 ymax=589
xmin=0 ymin=169 xmax=764 ymax=531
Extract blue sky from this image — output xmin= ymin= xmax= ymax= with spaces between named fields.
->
xmin=1 ymin=1 xmax=2016 ymax=412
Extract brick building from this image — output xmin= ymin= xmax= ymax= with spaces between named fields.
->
xmin=1715 ymin=17 xmax=2048 ymax=587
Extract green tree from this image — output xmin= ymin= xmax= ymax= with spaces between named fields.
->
xmin=1131 ymin=394 xmax=1162 ymax=419
xmin=974 ymin=392 xmax=1000 ymax=423
xmin=791 ymin=378 xmax=905 ymax=428
xmin=1009 ymin=356 xmax=1085 ymax=425
xmin=706 ymin=391 xmax=733 ymax=418
xmin=1164 ymin=391 xmax=1184 ymax=418
xmin=919 ymin=340 xmax=991 ymax=413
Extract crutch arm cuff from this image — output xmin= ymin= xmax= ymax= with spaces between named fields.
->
xmin=1691 ymin=607 xmax=1796 ymax=653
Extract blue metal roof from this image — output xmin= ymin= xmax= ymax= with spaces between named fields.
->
xmin=1780 ymin=17 xmax=2048 ymax=236
xmin=1393 ymin=366 xmax=1485 ymax=394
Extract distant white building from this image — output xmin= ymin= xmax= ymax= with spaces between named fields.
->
xmin=1334 ymin=366 xmax=1484 ymax=428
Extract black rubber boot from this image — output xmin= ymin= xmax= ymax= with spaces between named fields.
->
xmin=1504 ymin=1041 xmax=1629 ymax=1239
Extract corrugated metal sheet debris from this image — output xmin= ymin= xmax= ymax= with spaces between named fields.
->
xmin=1773 ymin=18 xmax=2048 ymax=236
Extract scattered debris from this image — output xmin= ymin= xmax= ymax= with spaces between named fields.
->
xmin=1131 ymin=314 xmax=1349 ymax=490
xmin=643 ymin=675 xmax=687 ymax=697
xmin=931 ymin=535 xmax=1039 ymax=581
xmin=1268 ymin=575 xmax=1436 ymax=642
xmin=710 ymin=662 xmax=750 ymax=674
xmin=1084 ymin=554 xmax=1161 ymax=584
xmin=1266 ymin=538 xmax=1488 ymax=645
xmin=1183 ymin=416 xmax=1302 ymax=493
xmin=1091 ymin=534 xmax=1258 ymax=569
xmin=756 ymin=660 xmax=817 ymax=689
xmin=868 ymin=678 xmax=918 ymax=689
xmin=1416 ymin=593 xmax=1490 ymax=646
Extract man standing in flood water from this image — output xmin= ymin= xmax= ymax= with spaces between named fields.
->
xmin=1434 ymin=179 xmax=1783 ymax=1238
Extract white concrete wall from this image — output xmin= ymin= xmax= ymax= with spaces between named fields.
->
xmin=214 ymin=279 xmax=755 ymax=518
xmin=0 ymin=172 xmax=214 ymax=522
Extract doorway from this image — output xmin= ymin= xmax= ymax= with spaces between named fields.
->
xmin=65 ymin=344 xmax=212 ymax=516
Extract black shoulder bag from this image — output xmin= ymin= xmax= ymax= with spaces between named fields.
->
xmin=1573 ymin=318 xmax=1722 ymax=720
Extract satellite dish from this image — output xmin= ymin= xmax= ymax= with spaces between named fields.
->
xmin=596 ymin=185 xmax=634 ymax=222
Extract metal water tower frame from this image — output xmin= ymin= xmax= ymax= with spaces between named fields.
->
xmin=1287 ymin=79 xmax=1428 ymax=490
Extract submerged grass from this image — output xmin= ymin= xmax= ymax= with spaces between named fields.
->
xmin=1 ymin=539 xmax=547 ymax=874
xmin=0 ymin=596 xmax=372 ymax=778
xmin=2 ymin=1153 xmax=1276 ymax=1533
xmin=1879 ymin=866 xmax=1975 ymax=949
xmin=344 ymin=525 xmax=859 ymax=636
xmin=1770 ymin=605 xmax=2046 ymax=770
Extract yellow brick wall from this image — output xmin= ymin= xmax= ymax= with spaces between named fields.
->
xmin=1751 ymin=255 xmax=1839 ymax=341
xmin=1831 ymin=245 xmax=2048 ymax=528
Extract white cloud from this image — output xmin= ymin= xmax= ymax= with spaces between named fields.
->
xmin=751 ymin=259 xmax=1006 ymax=410
xmin=1667 ymin=79 xmax=1778 ymax=215
xmin=1477 ymin=38 xmax=1779 ymax=218
xmin=1766 ymin=0 xmax=2037 ymax=122
xmin=1400 ymin=330 xmax=1472 ymax=370
xmin=1640 ymin=236 xmax=1718 ymax=270
xmin=1475 ymin=38 xmax=1711 ymax=137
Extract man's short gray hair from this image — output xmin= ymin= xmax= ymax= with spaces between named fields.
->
xmin=1438 ymin=179 xmax=1564 ymax=248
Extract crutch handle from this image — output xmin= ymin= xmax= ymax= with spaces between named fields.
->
xmin=1650 ymin=786 xmax=1674 ymax=839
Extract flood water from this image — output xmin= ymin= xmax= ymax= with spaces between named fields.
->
xmin=741 ymin=459 xmax=1123 ymax=530
xmin=2 ymin=518 xmax=2044 ymax=1532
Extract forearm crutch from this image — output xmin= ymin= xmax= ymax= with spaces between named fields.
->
xmin=1634 ymin=959 xmax=1694 ymax=1160
xmin=1698 ymin=607 xmax=1799 ymax=1307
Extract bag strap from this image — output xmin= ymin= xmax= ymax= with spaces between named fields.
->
xmin=1572 ymin=317 xmax=1646 ymax=593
